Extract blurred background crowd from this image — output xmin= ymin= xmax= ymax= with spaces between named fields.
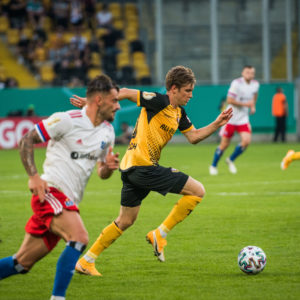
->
xmin=0 ymin=0 xmax=151 ymax=88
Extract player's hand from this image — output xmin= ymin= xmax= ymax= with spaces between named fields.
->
xmin=28 ymin=174 xmax=49 ymax=203
xmin=244 ymin=100 xmax=254 ymax=108
xmin=215 ymin=107 xmax=233 ymax=127
xmin=250 ymin=105 xmax=256 ymax=115
xmin=70 ymin=95 xmax=87 ymax=108
xmin=105 ymin=146 xmax=120 ymax=170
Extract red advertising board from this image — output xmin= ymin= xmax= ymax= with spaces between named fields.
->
xmin=0 ymin=117 xmax=48 ymax=149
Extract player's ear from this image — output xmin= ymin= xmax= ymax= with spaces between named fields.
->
xmin=170 ymin=85 xmax=178 ymax=93
xmin=95 ymin=94 xmax=102 ymax=105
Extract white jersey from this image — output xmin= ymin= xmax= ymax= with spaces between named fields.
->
xmin=226 ymin=77 xmax=259 ymax=125
xmin=35 ymin=107 xmax=115 ymax=205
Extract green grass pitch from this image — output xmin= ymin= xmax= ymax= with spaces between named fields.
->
xmin=0 ymin=142 xmax=300 ymax=300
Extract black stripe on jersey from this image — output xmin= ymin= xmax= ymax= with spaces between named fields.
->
xmin=139 ymin=92 xmax=170 ymax=123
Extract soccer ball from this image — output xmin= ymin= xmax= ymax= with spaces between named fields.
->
xmin=238 ymin=246 xmax=267 ymax=274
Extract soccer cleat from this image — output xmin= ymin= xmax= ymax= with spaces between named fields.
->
xmin=146 ymin=229 xmax=167 ymax=262
xmin=281 ymin=150 xmax=295 ymax=170
xmin=75 ymin=258 xmax=102 ymax=276
xmin=226 ymin=157 xmax=237 ymax=174
xmin=209 ymin=165 xmax=218 ymax=175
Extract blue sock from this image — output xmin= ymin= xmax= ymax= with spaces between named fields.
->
xmin=212 ymin=147 xmax=224 ymax=167
xmin=52 ymin=241 xmax=86 ymax=298
xmin=0 ymin=255 xmax=27 ymax=279
xmin=230 ymin=144 xmax=245 ymax=161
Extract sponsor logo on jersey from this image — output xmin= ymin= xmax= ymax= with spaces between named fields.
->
xmin=76 ymin=139 xmax=83 ymax=144
xmin=65 ymin=199 xmax=75 ymax=207
xmin=128 ymin=142 xmax=137 ymax=150
xmin=142 ymin=92 xmax=156 ymax=100
xmin=160 ymin=124 xmax=176 ymax=135
xmin=100 ymin=141 xmax=106 ymax=149
xmin=171 ymin=168 xmax=179 ymax=173
xmin=70 ymin=151 xmax=98 ymax=160
xmin=47 ymin=117 xmax=60 ymax=126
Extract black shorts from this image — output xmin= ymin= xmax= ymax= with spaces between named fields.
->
xmin=121 ymin=165 xmax=189 ymax=207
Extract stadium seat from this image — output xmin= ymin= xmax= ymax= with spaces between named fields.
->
xmin=124 ymin=3 xmax=137 ymax=14
xmin=113 ymin=19 xmax=124 ymax=31
xmin=87 ymin=68 xmax=102 ymax=80
xmin=135 ymin=64 xmax=150 ymax=80
xmin=96 ymin=2 xmax=103 ymax=12
xmin=91 ymin=52 xmax=102 ymax=67
xmin=96 ymin=28 xmax=108 ymax=39
xmin=0 ymin=15 xmax=9 ymax=33
xmin=23 ymin=27 xmax=33 ymax=39
xmin=42 ymin=16 xmax=52 ymax=32
xmin=40 ymin=64 xmax=55 ymax=83
xmin=82 ymin=30 xmax=92 ymax=42
xmin=133 ymin=51 xmax=146 ymax=62
xmin=117 ymin=39 xmax=130 ymax=53
xmin=7 ymin=29 xmax=20 ymax=45
xmin=116 ymin=52 xmax=130 ymax=69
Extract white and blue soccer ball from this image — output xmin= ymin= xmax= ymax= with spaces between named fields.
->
xmin=238 ymin=246 xmax=267 ymax=274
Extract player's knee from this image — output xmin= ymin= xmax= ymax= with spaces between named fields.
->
xmin=14 ymin=255 xmax=32 ymax=273
xmin=116 ymin=216 xmax=136 ymax=231
xmin=241 ymin=141 xmax=250 ymax=148
xmin=71 ymin=229 xmax=89 ymax=245
xmin=193 ymin=182 xmax=205 ymax=198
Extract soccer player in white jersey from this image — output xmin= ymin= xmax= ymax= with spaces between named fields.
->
xmin=0 ymin=75 xmax=120 ymax=300
xmin=209 ymin=65 xmax=259 ymax=175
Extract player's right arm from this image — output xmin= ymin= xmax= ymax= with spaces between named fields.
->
xmin=19 ymin=112 xmax=72 ymax=202
xmin=19 ymin=129 xmax=49 ymax=203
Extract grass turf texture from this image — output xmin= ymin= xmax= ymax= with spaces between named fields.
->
xmin=0 ymin=143 xmax=300 ymax=300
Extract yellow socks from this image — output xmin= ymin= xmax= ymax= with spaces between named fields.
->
xmin=159 ymin=195 xmax=202 ymax=235
xmin=292 ymin=152 xmax=300 ymax=161
xmin=85 ymin=222 xmax=123 ymax=262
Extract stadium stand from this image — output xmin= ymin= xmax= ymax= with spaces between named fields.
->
xmin=0 ymin=0 xmax=152 ymax=87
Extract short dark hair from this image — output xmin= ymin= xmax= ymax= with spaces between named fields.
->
xmin=243 ymin=65 xmax=254 ymax=70
xmin=165 ymin=66 xmax=196 ymax=91
xmin=86 ymin=75 xmax=119 ymax=97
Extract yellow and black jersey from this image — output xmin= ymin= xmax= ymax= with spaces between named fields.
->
xmin=120 ymin=91 xmax=194 ymax=171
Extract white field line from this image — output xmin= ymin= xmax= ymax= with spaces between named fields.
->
xmin=205 ymin=179 xmax=300 ymax=187
xmin=214 ymin=191 xmax=300 ymax=196
xmin=1 ymin=180 xmax=300 ymax=197
xmin=0 ymin=174 xmax=27 ymax=180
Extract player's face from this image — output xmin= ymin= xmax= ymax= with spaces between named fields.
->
xmin=175 ymin=83 xmax=194 ymax=106
xmin=242 ymin=67 xmax=255 ymax=82
xmin=98 ymin=88 xmax=120 ymax=122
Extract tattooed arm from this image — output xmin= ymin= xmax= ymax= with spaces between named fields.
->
xmin=19 ymin=129 xmax=49 ymax=202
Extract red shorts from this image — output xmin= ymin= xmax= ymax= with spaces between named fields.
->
xmin=220 ymin=123 xmax=251 ymax=138
xmin=25 ymin=187 xmax=79 ymax=251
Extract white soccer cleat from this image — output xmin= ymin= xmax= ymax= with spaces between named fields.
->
xmin=209 ymin=165 xmax=218 ymax=175
xmin=226 ymin=158 xmax=237 ymax=174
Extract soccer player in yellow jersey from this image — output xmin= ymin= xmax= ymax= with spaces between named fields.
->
xmin=71 ymin=66 xmax=233 ymax=275
xmin=281 ymin=150 xmax=300 ymax=170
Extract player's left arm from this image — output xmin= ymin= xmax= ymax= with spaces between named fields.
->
xmin=97 ymin=146 xmax=120 ymax=179
xmin=70 ymin=95 xmax=87 ymax=108
xmin=250 ymin=92 xmax=258 ymax=115
xmin=183 ymin=108 xmax=233 ymax=144
xmin=70 ymin=88 xmax=139 ymax=107
xmin=118 ymin=88 xmax=139 ymax=103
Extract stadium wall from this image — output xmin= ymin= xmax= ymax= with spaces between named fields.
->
xmin=0 ymin=83 xmax=296 ymax=148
